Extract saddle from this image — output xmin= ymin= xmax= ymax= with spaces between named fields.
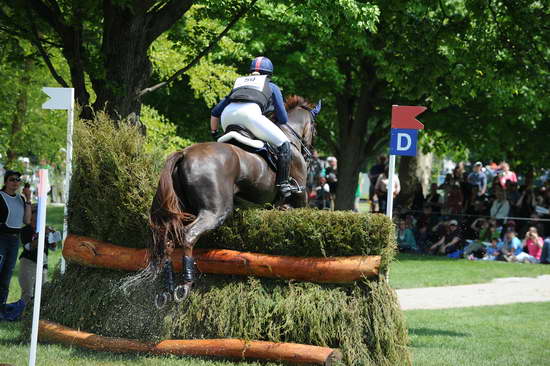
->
xmin=216 ymin=125 xmax=278 ymax=171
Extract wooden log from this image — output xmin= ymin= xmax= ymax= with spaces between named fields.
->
xmin=39 ymin=320 xmax=342 ymax=365
xmin=63 ymin=234 xmax=380 ymax=283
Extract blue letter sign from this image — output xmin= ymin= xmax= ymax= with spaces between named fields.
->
xmin=390 ymin=128 xmax=418 ymax=156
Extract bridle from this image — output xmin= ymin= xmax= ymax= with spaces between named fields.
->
xmin=284 ymin=105 xmax=317 ymax=165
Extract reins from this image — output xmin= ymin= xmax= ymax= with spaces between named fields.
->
xmin=283 ymin=105 xmax=316 ymax=165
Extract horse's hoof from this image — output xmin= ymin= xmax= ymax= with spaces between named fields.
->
xmin=174 ymin=283 xmax=192 ymax=302
xmin=154 ymin=292 xmax=172 ymax=309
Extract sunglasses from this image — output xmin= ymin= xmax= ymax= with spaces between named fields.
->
xmin=7 ymin=177 xmax=21 ymax=182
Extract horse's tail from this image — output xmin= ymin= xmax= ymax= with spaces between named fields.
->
xmin=149 ymin=150 xmax=196 ymax=268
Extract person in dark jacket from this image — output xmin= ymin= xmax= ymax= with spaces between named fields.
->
xmin=210 ymin=56 xmax=297 ymax=198
xmin=0 ymin=170 xmax=31 ymax=320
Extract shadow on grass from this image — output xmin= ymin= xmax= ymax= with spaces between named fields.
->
xmin=409 ymin=327 xmax=469 ymax=337
xmin=396 ymin=253 xmax=459 ymax=262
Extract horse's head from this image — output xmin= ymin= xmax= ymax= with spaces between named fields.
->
xmin=284 ymin=95 xmax=321 ymax=150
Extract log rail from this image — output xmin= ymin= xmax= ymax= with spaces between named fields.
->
xmin=63 ymin=234 xmax=381 ymax=283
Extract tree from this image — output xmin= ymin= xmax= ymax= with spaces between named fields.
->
xmin=0 ymin=0 xmax=256 ymax=121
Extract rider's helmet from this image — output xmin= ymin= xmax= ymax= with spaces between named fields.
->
xmin=249 ymin=56 xmax=273 ymax=75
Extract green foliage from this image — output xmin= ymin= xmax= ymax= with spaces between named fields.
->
xmin=200 ymin=208 xmax=397 ymax=271
xmin=141 ymin=105 xmax=194 ymax=152
xmin=37 ymin=265 xmax=410 ymax=366
xmin=68 ymin=113 xmax=166 ymax=247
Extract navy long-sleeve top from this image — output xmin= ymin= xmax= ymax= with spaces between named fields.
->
xmin=211 ymin=82 xmax=288 ymax=124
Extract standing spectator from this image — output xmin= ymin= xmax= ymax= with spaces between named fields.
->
xmin=0 ymin=170 xmax=32 ymax=320
xmin=411 ymin=182 xmax=425 ymax=212
xmin=425 ymin=183 xmax=442 ymax=214
xmin=368 ymin=155 xmax=387 ymax=211
xmin=498 ymin=162 xmax=517 ymax=189
xmin=505 ymin=181 xmax=521 ymax=216
xmin=541 ymin=237 xmax=550 ymax=264
xmin=444 ymin=182 xmax=464 ymax=216
xmin=467 ymin=162 xmax=487 ymax=197
xmin=306 ymin=150 xmax=325 ymax=195
xmin=490 ymin=188 xmax=510 ymax=220
xmin=514 ymin=227 xmax=543 ymax=263
xmin=313 ymin=176 xmax=331 ymax=210
xmin=324 ymin=157 xmax=338 ymax=200
xmin=375 ymin=166 xmax=400 ymax=214
xmin=18 ymin=205 xmax=60 ymax=305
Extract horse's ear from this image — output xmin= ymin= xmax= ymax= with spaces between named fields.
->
xmin=311 ymin=100 xmax=322 ymax=118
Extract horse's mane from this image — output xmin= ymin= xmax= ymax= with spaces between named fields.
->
xmin=285 ymin=95 xmax=313 ymax=112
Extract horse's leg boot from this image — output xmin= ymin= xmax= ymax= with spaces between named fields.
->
xmin=276 ymin=141 xmax=293 ymax=198
xmin=182 ymin=256 xmax=197 ymax=284
xmin=162 ymin=260 xmax=175 ymax=293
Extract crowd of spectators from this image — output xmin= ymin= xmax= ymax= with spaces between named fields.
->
xmin=391 ymin=161 xmax=550 ymax=264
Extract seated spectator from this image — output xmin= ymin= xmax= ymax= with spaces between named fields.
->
xmin=541 ymin=237 xmax=550 ymax=264
xmin=513 ymin=227 xmax=543 ymax=263
xmin=496 ymin=230 xmax=522 ymax=261
xmin=396 ymin=220 xmax=417 ymax=253
xmin=429 ymin=219 xmax=463 ymax=255
xmin=415 ymin=224 xmax=432 ymax=253
xmin=490 ymin=188 xmax=510 ymax=220
xmin=468 ymin=218 xmax=488 ymax=241
xmin=416 ymin=205 xmax=439 ymax=231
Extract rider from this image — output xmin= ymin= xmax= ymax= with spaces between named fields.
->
xmin=210 ymin=56 xmax=295 ymax=198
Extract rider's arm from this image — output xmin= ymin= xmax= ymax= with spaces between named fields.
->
xmin=211 ymin=97 xmax=230 ymax=121
xmin=210 ymin=116 xmax=220 ymax=132
xmin=270 ymin=83 xmax=288 ymax=124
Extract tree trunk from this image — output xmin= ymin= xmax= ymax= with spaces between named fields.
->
xmin=396 ymin=156 xmax=418 ymax=209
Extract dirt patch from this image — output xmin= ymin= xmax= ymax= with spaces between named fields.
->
xmin=397 ymin=275 xmax=550 ymax=310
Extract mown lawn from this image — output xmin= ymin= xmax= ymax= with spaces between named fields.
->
xmin=1 ymin=205 xmax=549 ymax=365
xmin=390 ymin=253 xmax=550 ymax=289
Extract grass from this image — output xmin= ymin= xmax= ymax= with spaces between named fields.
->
xmin=406 ymin=302 xmax=550 ymax=366
xmin=389 ymin=253 xmax=550 ymax=289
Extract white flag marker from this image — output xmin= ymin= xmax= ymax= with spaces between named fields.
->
xmin=41 ymin=87 xmax=74 ymax=275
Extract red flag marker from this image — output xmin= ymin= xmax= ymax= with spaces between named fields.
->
xmin=391 ymin=105 xmax=426 ymax=129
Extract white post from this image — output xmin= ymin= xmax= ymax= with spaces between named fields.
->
xmin=60 ymin=89 xmax=74 ymax=274
xmin=29 ymin=169 xmax=48 ymax=366
xmin=385 ymin=154 xmax=396 ymax=218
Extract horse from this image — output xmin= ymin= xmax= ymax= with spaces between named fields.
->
xmin=148 ymin=95 xmax=320 ymax=307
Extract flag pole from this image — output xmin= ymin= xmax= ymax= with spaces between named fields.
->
xmin=60 ymin=88 xmax=74 ymax=274
xmin=385 ymin=155 xmax=396 ymax=218
xmin=28 ymin=169 xmax=48 ymax=366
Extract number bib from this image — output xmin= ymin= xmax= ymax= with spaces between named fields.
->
xmin=233 ymin=75 xmax=268 ymax=91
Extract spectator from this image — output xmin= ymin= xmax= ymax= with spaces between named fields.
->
xmin=18 ymin=205 xmax=60 ymax=305
xmin=496 ymin=230 xmax=522 ymax=261
xmin=498 ymin=162 xmax=518 ymax=189
xmin=324 ymin=156 xmax=338 ymax=199
xmin=415 ymin=223 xmax=432 ymax=254
xmin=514 ymin=227 xmax=543 ymax=263
xmin=490 ymin=188 xmax=510 ymax=220
xmin=467 ymin=162 xmax=487 ymax=197
xmin=429 ymin=220 xmax=463 ymax=255
xmin=0 ymin=170 xmax=32 ymax=320
xmin=375 ymin=166 xmax=400 ymax=214
xmin=313 ymin=176 xmax=331 ymax=210
xmin=306 ymin=150 xmax=325 ymax=194
xmin=425 ymin=183 xmax=442 ymax=214
xmin=444 ymin=182 xmax=463 ymax=216
xmin=396 ymin=220 xmax=417 ymax=252
xmin=541 ymin=237 xmax=550 ymax=264
xmin=368 ymin=155 xmax=387 ymax=211
xmin=411 ymin=182 xmax=425 ymax=212
xmin=506 ymin=181 xmax=521 ymax=216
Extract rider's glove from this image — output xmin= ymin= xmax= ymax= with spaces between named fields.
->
xmin=211 ymin=130 xmax=222 ymax=141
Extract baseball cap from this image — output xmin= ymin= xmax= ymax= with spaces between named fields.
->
xmin=4 ymin=170 xmax=22 ymax=181
xmin=474 ymin=161 xmax=482 ymax=166
xmin=449 ymin=220 xmax=458 ymax=226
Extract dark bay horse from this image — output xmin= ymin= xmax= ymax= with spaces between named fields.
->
xmin=148 ymin=96 xmax=319 ymax=307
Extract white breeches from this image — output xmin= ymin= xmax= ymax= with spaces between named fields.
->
xmin=221 ymin=102 xmax=289 ymax=147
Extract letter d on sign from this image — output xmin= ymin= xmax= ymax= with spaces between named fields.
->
xmin=390 ymin=128 xmax=418 ymax=156
xmin=396 ymin=133 xmax=411 ymax=151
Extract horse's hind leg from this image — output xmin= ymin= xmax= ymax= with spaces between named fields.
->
xmin=174 ymin=208 xmax=232 ymax=302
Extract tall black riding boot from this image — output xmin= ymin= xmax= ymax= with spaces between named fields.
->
xmin=182 ymin=256 xmax=196 ymax=284
xmin=276 ymin=141 xmax=293 ymax=198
